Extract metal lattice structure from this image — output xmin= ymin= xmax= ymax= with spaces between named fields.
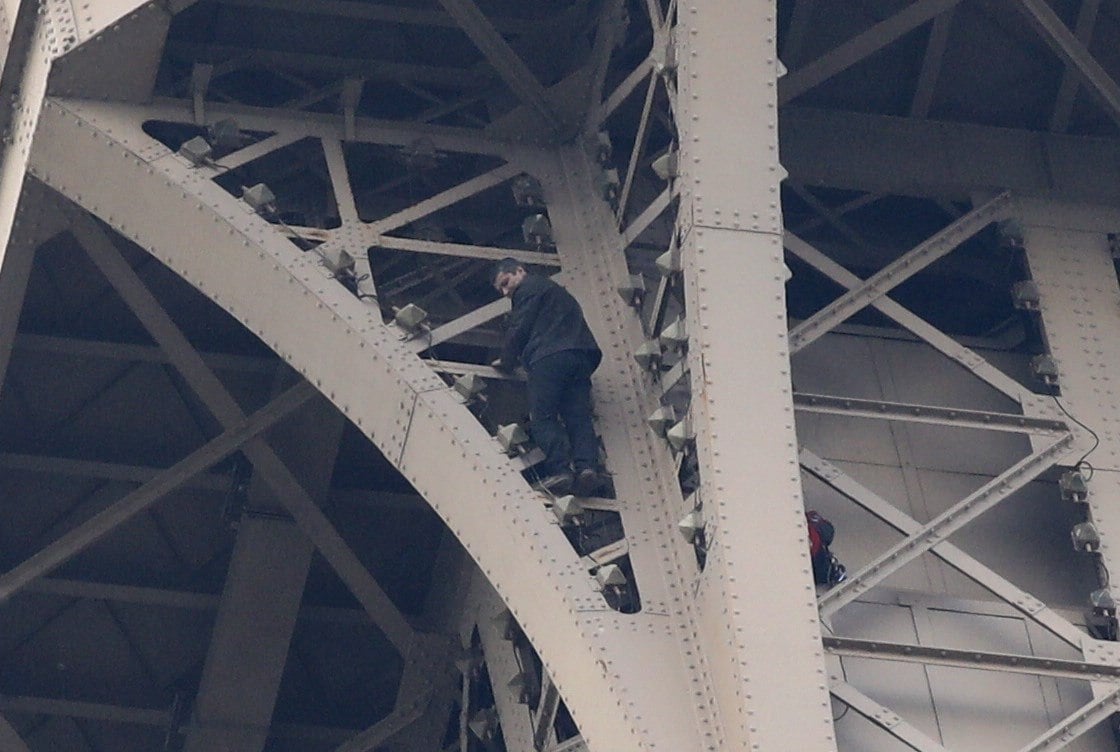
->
xmin=3 ymin=1 xmax=1120 ymax=751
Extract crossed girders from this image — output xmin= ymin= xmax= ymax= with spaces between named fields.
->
xmin=22 ymin=95 xmax=720 ymax=752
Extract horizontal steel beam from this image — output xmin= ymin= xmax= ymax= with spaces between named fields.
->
xmin=824 ymin=636 xmax=1120 ymax=681
xmin=780 ymin=106 xmax=1120 ymax=203
xmin=792 ymin=392 xmax=1067 ymax=435
xmin=142 ymin=98 xmax=520 ymax=156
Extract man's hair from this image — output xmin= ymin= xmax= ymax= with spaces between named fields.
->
xmin=492 ymin=257 xmax=524 ymax=284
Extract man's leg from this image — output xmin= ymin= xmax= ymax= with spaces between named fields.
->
xmin=528 ymin=352 xmax=574 ymax=487
xmin=559 ymin=356 xmax=598 ymax=473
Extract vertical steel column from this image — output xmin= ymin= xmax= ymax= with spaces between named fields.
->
xmin=1020 ymin=201 xmax=1120 ymax=607
xmin=677 ymin=2 xmax=836 ymax=750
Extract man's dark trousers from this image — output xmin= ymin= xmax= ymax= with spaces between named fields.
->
xmin=527 ymin=350 xmax=598 ymax=477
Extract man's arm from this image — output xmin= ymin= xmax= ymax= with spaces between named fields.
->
xmin=497 ymin=276 xmax=548 ymax=371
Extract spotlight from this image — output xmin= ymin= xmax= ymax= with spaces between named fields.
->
xmin=452 ymin=373 xmax=486 ymax=402
xmin=521 ymin=214 xmax=554 ymax=249
xmin=178 ymin=136 xmax=213 ymax=167
xmin=595 ymin=563 xmax=626 ymax=589
xmin=656 ymin=247 xmax=682 ymax=275
xmin=678 ymin=509 xmax=704 ymax=543
xmin=596 ymin=168 xmax=621 ymax=205
xmin=667 ymin=416 xmax=695 ymax=452
xmin=617 ymin=274 xmax=646 ymax=308
xmin=496 ymin=423 xmax=530 ymax=456
xmin=651 ymin=150 xmax=678 ymax=181
xmin=1090 ymin=588 xmax=1116 ymax=613
xmin=508 ymin=672 xmax=537 ymax=705
xmin=468 ymin=708 xmax=498 ymax=741
xmin=593 ymin=131 xmax=612 ymax=164
xmin=551 ymin=494 xmax=584 ymax=527
xmin=1059 ymin=470 xmax=1088 ymax=502
xmin=997 ymin=218 xmax=1025 ymax=250
xmin=391 ymin=303 xmax=428 ymax=335
xmin=651 ymin=29 xmax=677 ymax=75
xmin=1011 ymin=280 xmax=1040 ymax=311
xmin=241 ymin=183 xmax=277 ymax=214
xmin=659 ymin=318 xmax=688 ymax=351
xmin=1030 ymin=354 xmax=1059 ymax=387
xmin=511 ymin=174 xmax=546 ymax=207
xmin=208 ymin=118 xmax=243 ymax=150
xmin=454 ymin=646 xmax=481 ymax=677
xmin=493 ymin=609 xmax=519 ymax=640
xmin=646 ymin=406 xmax=676 ymax=436
xmin=1072 ymin=522 xmax=1101 ymax=552
xmin=633 ymin=339 xmax=662 ymax=371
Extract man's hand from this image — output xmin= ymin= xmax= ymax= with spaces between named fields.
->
xmin=491 ymin=357 xmax=514 ymax=374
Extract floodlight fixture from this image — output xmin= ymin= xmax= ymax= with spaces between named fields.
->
xmin=208 ymin=118 xmax=243 ymax=149
xmin=593 ymin=131 xmax=612 ymax=164
xmin=1011 ymin=280 xmax=1041 ymax=311
xmin=453 ymin=373 xmax=486 ymax=401
xmin=178 ymin=136 xmax=213 ymax=167
xmin=651 ymin=29 xmax=677 ymax=75
xmin=241 ymin=183 xmax=277 ymax=214
xmin=1071 ymin=522 xmax=1101 ymax=552
xmin=512 ymin=174 xmax=546 ymax=207
xmin=1059 ymin=470 xmax=1089 ymax=502
xmin=496 ymin=423 xmax=530 ymax=456
xmin=647 ymin=405 xmax=676 ymax=436
xmin=659 ymin=318 xmax=688 ymax=350
xmin=551 ymin=494 xmax=584 ymax=527
xmin=651 ymin=150 xmax=678 ymax=181
xmin=666 ymin=416 xmax=695 ymax=452
xmin=454 ymin=646 xmax=481 ymax=677
xmin=468 ymin=708 xmax=498 ymax=741
xmin=521 ymin=213 xmax=554 ymax=249
xmin=655 ymin=247 xmax=682 ymax=275
xmin=633 ymin=339 xmax=662 ymax=371
xmin=508 ymin=672 xmax=534 ymax=704
xmin=493 ymin=609 xmax=519 ymax=640
xmin=1030 ymin=354 xmax=1059 ymax=387
xmin=595 ymin=563 xmax=627 ymax=589
xmin=596 ymin=168 xmax=621 ymax=205
xmin=391 ymin=303 xmax=428 ymax=335
xmin=1090 ymin=588 xmax=1116 ymax=614
xmin=997 ymin=218 xmax=1025 ymax=250
xmin=678 ymin=509 xmax=704 ymax=543
xmin=617 ymin=274 xmax=646 ymax=308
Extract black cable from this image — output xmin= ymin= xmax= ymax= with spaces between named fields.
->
xmin=1051 ymin=394 xmax=1100 ymax=473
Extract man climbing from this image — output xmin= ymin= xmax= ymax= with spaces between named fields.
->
xmin=492 ymin=258 xmax=605 ymax=496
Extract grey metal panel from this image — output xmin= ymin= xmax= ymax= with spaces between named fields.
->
xmin=920 ymin=607 xmax=1056 ymax=750
xmin=832 ymin=601 xmax=942 ymax=746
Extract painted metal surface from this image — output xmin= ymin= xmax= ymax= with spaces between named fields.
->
xmin=674 ymin=1 xmax=835 ymax=749
xmin=27 ymin=95 xmax=721 ymax=752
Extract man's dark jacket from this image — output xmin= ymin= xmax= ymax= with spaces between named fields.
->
xmin=499 ymin=274 xmax=602 ymax=371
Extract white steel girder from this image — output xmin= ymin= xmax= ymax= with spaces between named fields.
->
xmin=26 ymin=96 xmax=723 ymax=752
xmin=674 ymin=1 xmax=835 ymax=749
